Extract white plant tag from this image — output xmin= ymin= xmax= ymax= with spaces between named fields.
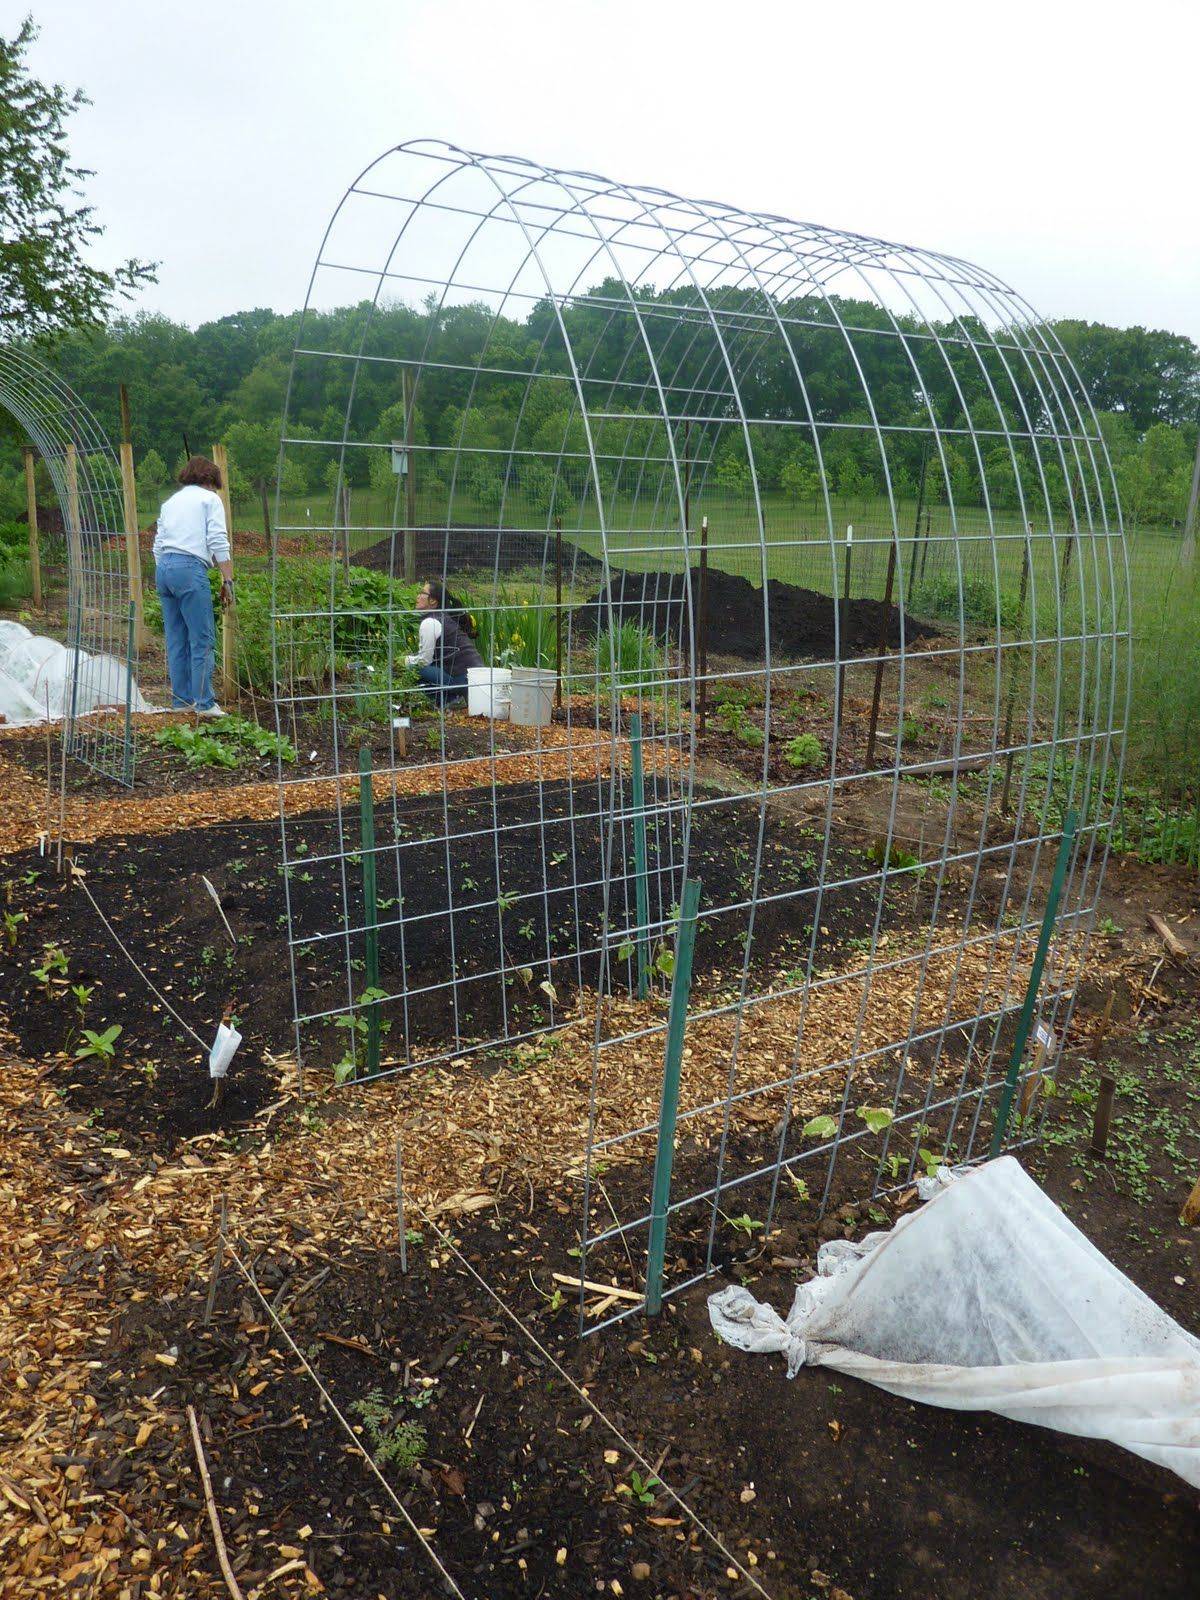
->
xmin=209 ymin=1022 xmax=241 ymax=1079
xmin=1035 ymin=1021 xmax=1057 ymax=1055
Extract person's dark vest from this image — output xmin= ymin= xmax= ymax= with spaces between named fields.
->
xmin=435 ymin=610 xmax=483 ymax=676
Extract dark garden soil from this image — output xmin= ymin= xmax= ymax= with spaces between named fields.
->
xmin=354 ymin=526 xmax=607 ymax=581
xmin=84 ymin=1010 xmax=1200 ymax=1600
xmin=573 ymin=567 xmax=942 ymax=663
xmin=0 ymin=777 xmax=898 ymax=1150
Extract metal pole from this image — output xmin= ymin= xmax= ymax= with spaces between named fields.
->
xmin=645 ymin=876 xmax=702 ymax=1315
xmin=396 ymin=1137 xmax=408 ymax=1273
xmin=211 ymin=442 xmax=237 ymax=702
xmin=837 ymin=525 xmax=853 ymax=723
xmin=22 ymin=447 xmax=42 ymax=609
xmin=865 ymin=538 xmax=898 ymax=767
xmin=990 ymin=809 xmax=1078 ymax=1156
xmin=555 ymin=515 xmax=563 ymax=709
xmin=122 ymin=601 xmax=136 ymax=788
xmin=359 ymin=746 xmax=381 ymax=1074
xmin=1181 ymin=422 xmax=1200 ymax=565
xmin=403 ymin=369 xmax=417 ymax=582
xmin=697 ymin=515 xmax=709 ymax=733
xmin=629 ymin=711 xmax=651 ymax=1001
xmin=914 ymin=439 xmax=932 ymax=584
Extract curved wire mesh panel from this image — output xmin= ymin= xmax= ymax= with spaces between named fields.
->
xmin=0 ymin=346 xmax=137 ymax=783
xmin=275 ymin=142 xmax=1128 ymax=1319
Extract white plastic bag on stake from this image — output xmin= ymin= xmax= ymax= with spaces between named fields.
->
xmin=709 ymin=1157 xmax=1200 ymax=1488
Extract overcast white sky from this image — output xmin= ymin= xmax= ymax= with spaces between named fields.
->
xmin=8 ymin=0 xmax=1198 ymax=339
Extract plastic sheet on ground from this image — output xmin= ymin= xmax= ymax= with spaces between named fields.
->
xmin=0 ymin=624 xmax=152 ymax=723
xmin=708 ymin=1156 xmax=1200 ymax=1487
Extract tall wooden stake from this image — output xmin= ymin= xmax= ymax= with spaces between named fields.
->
xmin=210 ymin=442 xmax=237 ymax=701
xmin=864 ymin=538 xmax=898 ymax=767
xmin=1000 ymin=536 xmax=1033 ymax=814
xmin=65 ymin=441 xmax=81 ymax=586
xmin=837 ymin=525 xmax=853 ymax=725
xmin=359 ymin=747 xmax=382 ymax=1075
xmin=22 ymin=447 xmax=42 ymax=608
xmin=117 ymin=386 xmax=147 ymax=648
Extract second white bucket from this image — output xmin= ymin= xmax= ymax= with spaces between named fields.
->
xmin=509 ymin=666 xmax=556 ymax=727
xmin=466 ymin=666 xmax=512 ymax=719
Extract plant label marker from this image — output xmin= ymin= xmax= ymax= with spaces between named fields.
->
xmin=645 ymin=876 xmax=702 ymax=1315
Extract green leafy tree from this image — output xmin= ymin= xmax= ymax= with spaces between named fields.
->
xmin=0 ymin=16 xmax=155 ymax=338
xmin=136 ymin=448 xmax=168 ymax=494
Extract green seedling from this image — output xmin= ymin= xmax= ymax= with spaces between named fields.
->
xmin=3 ymin=909 xmax=27 ymax=950
xmin=350 ymin=1388 xmax=427 ymax=1472
xmin=31 ymin=943 xmax=68 ymax=995
xmin=783 ymin=732 xmax=823 ymax=770
xmin=74 ymin=1024 xmax=122 ymax=1064
xmin=70 ymin=982 xmax=93 ymax=1019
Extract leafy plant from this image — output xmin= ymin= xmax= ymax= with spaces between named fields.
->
xmin=624 ymin=1470 xmax=659 ymax=1506
xmin=783 ymin=732 xmax=823 ymax=770
xmin=31 ymin=942 xmax=68 ymax=994
xmin=70 ymin=982 xmax=93 ymax=1020
xmin=588 ymin=622 xmax=661 ymax=697
xmin=74 ymin=1024 xmax=122 ymax=1064
xmin=350 ymin=1388 xmax=427 ymax=1472
xmin=2 ymin=909 xmax=27 ymax=950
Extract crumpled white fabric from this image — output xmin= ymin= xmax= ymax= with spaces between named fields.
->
xmin=0 ymin=625 xmax=152 ymax=723
xmin=708 ymin=1157 xmax=1200 ymax=1487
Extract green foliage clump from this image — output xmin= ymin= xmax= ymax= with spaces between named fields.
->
xmin=350 ymin=1388 xmax=427 ymax=1472
xmin=154 ymin=714 xmax=296 ymax=770
xmin=714 ymin=697 xmax=764 ymax=748
xmin=468 ymin=589 xmax=555 ymax=669
xmin=910 ymin=572 xmax=1022 ymax=629
xmin=589 ymin=622 xmax=661 ymax=696
xmin=783 ymin=732 xmax=823 ymax=770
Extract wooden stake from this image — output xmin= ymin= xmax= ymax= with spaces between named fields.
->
xmin=210 ymin=443 xmax=237 ymax=702
xmin=22 ymin=447 xmax=42 ymax=608
xmin=697 ymin=515 xmax=710 ymax=733
xmin=1147 ymin=911 xmax=1188 ymax=962
xmin=1017 ymin=1034 xmax=1049 ymax=1122
xmin=1180 ymin=1175 xmax=1200 ymax=1227
xmin=187 ymin=1404 xmax=246 ymax=1600
xmin=117 ymin=387 xmax=146 ymax=648
xmin=1087 ymin=994 xmax=1117 ymax=1158
xmin=64 ymin=442 xmax=82 ymax=588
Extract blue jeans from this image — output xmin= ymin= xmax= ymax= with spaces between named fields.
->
xmin=156 ymin=552 xmax=216 ymax=709
xmin=416 ymin=664 xmax=468 ymax=702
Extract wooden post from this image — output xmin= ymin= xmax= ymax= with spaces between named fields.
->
xmin=837 ymin=525 xmax=853 ymax=727
xmin=117 ymin=386 xmax=147 ymax=648
xmin=864 ymin=537 xmax=898 ymax=768
xmin=210 ymin=442 xmax=237 ymax=702
xmin=402 ymin=369 xmax=417 ymax=583
xmin=64 ymin=442 xmax=82 ymax=587
xmin=1088 ymin=994 xmax=1117 ymax=1158
xmin=1181 ymin=1174 xmax=1200 ymax=1227
xmin=22 ymin=447 xmax=42 ymax=608
xmin=1000 ymin=536 xmax=1033 ymax=814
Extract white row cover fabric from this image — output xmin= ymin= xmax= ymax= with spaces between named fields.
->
xmin=708 ymin=1157 xmax=1200 ymax=1488
xmin=0 ymin=622 xmax=152 ymax=724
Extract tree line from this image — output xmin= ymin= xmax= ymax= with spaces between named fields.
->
xmin=0 ymin=292 xmax=1196 ymax=530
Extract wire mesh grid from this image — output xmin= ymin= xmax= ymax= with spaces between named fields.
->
xmin=0 ymin=346 xmax=138 ymax=784
xmin=272 ymin=141 xmax=1128 ymax=1325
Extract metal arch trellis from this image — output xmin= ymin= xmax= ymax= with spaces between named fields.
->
xmin=272 ymin=141 xmax=1129 ymax=1329
xmin=0 ymin=346 xmax=138 ymax=784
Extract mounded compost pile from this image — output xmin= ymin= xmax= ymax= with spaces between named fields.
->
xmin=353 ymin=527 xmax=606 ymax=579
xmin=573 ymin=566 xmax=941 ymax=661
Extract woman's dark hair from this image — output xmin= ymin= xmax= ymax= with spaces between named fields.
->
xmin=423 ymin=577 xmax=476 ymax=636
xmin=178 ymin=454 xmax=223 ymax=491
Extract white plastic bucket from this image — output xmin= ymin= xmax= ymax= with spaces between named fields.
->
xmin=466 ymin=665 xmax=512 ymax=719
xmin=509 ymin=666 xmax=557 ymax=727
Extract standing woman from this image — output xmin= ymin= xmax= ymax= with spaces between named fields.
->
xmin=153 ymin=456 xmax=234 ymax=715
xmin=405 ymin=578 xmax=483 ymax=702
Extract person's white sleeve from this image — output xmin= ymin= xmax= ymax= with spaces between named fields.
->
xmin=204 ymin=490 xmax=231 ymax=565
xmin=407 ymin=616 xmax=441 ymax=667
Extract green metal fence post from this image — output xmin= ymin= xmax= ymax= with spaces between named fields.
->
xmin=358 ymin=745 xmax=381 ymax=1075
xmin=990 ymin=808 xmax=1078 ymax=1156
xmin=645 ymin=876 xmax=702 ymax=1314
xmin=629 ymin=712 xmax=651 ymax=1000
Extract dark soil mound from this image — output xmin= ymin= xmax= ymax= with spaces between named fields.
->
xmin=353 ymin=526 xmax=606 ymax=581
xmin=573 ymin=566 xmax=941 ymax=661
